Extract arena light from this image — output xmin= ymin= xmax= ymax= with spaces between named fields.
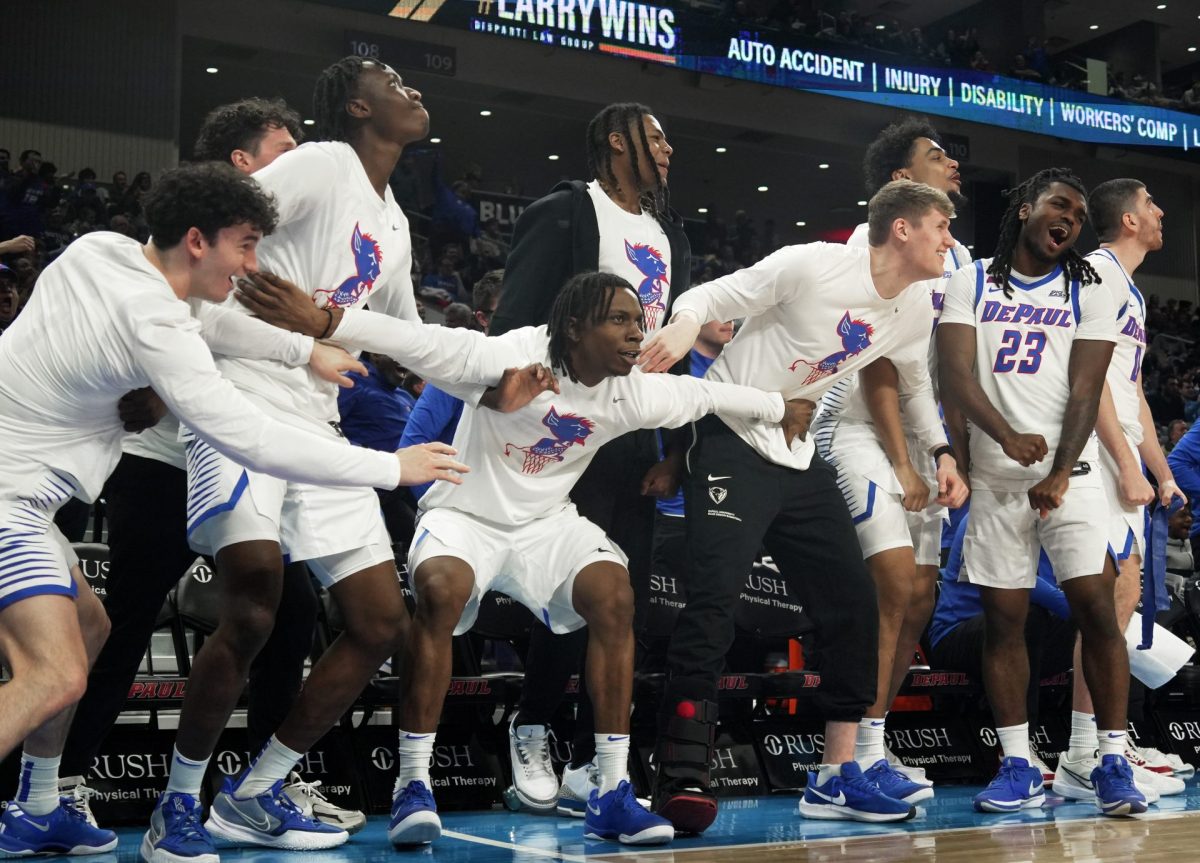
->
xmin=857 ymin=200 xmax=868 ymax=206
xmin=1156 ymin=4 xmax=1166 ymax=9
xmin=302 ymin=119 xmax=315 ymax=126
xmin=205 ymin=66 xmax=218 ymax=74
xmin=479 ymin=109 xmax=492 ymax=116
xmin=429 ymin=137 xmax=442 ymax=143
xmin=796 ymin=221 xmax=806 ymax=226
xmin=818 ymin=163 xmax=830 ymax=169
xmin=698 ymin=207 xmax=708 ymax=214
xmin=547 ymin=154 xmax=559 ymax=160
xmin=1190 ymin=46 xmax=1198 ymax=52
xmin=715 ymin=146 xmax=727 ymax=153
xmin=757 ymin=185 xmax=769 ymax=192
xmin=1089 ymin=24 xmax=1099 ymax=30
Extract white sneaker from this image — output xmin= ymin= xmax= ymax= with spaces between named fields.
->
xmin=884 ymin=747 xmax=932 ymax=788
xmin=557 ymin=761 xmax=598 ymax=817
xmin=1051 ymin=751 xmax=1160 ymax=804
xmin=1028 ymin=753 xmax=1055 ymax=788
xmin=508 ymin=717 xmax=559 ymax=811
xmin=1133 ymin=744 xmax=1193 ymax=777
xmin=282 ymin=772 xmax=367 ymax=834
xmin=1123 ymin=749 xmax=1186 ymax=796
xmin=58 ymin=776 xmax=98 ymax=827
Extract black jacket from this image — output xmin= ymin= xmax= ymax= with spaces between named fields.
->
xmin=490 ymin=179 xmax=692 ymax=336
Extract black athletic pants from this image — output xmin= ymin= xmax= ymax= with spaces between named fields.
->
xmin=928 ymin=607 xmax=1076 ymax=725
xmin=664 ymin=415 xmax=878 ymax=721
xmin=515 ymin=428 xmax=658 ymax=765
xmin=62 ymin=454 xmax=318 ymax=776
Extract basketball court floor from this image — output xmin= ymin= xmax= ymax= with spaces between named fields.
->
xmin=96 ymin=779 xmax=1200 ymax=862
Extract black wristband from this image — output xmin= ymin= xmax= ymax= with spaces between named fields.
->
xmin=933 ymin=445 xmax=955 ymax=463
xmin=318 ymin=308 xmax=334 ymax=340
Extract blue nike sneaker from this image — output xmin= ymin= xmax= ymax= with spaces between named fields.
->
xmin=204 ymin=777 xmax=348 ymax=849
xmin=1091 ymin=754 xmax=1148 ymax=817
xmin=584 ymin=780 xmax=674 ymax=845
xmin=140 ymin=792 xmax=217 ymax=863
xmin=0 ymin=798 xmax=117 ymax=855
xmin=798 ymin=762 xmax=915 ymax=822
xmin=973 ymin=757 xmax=1046 ymax=813
xmin=387 ymin=780 xmax=440 ymax=846
xmin=863 ymin=759 xmax=935 ymax=804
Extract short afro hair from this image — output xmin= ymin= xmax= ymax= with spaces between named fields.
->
xmin=193 ymin=97 xmax=303 ymax=163
xmin=145 ymin=162 xmax=278 ymax=249
xmin=862 ymin=117 xmax=942 ymax=196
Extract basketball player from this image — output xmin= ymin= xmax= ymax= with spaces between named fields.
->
xmin=0 ymin=162 xmax=457 ymax=856
xmin=53 ymin=97 xmax=364 ymax=835
xmin=639 ymin=180 xmax=956 ymax=830
xmin=387 ymin=271 xmax=810 ymax=847
xmin=1053 ymin=178 xmax=1185 ymax=801
xmin=937 ymin=167 xmax=1144 ymax=816
xmin=813 ymin=118 xmax=971 ymax=800
xmin=489 ymin=102 xmax=690 ymax=814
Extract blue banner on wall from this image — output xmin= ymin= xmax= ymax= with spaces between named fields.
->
xmin=334 ymin=0 xmax=1200 ymax=153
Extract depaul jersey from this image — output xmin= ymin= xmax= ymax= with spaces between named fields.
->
xmin=419 ymin=327 xmax=784 ymax=526
xmin=1087 ymin=248 xmax=1147 ymax=446
xmin=214 ymin=142 xmax=420 ymax=430
xmin=669 ymin=242 xmax=933 ymax=470
xmin=939 ymin=257 xmax=1117 ymax=490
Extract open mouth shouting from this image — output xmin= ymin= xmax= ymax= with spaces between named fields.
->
xmin=1047 ymin=223 xmax=1070 ymax=251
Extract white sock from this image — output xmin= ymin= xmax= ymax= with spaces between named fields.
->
xmin=15 ymin=752 xmax=60 ymax=816
xmin=236 ymin=736 xmax=304 ymax=797
xmin=996 ymin=723 xmax=1031 ymax=763
xmin=165 ymin=746 xmax=210 ymax=796
xmin=854 ymin=716 xmax=887 ymax=768
xmin=1067 ymin=711 xmax=1097 ymax=759
xmin=816 ymin=763 xmax=843 ymax=786
xmin=1098 ymin=729 xmax=1126 ymax=759
xmin=594 ymin=734 xmax=629 ymax=796
xmin=397 ymin=730 xmax=434 ymax=791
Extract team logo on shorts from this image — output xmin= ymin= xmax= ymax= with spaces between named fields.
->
xmin=625 ymin=240 xmax=668 ymax=330
xmin=788 ymin=311 xmax=874 ymax=385
xmin=504 ymin=406 xmax=595 ymax=474
xmin=708 ymin=486 xmax=728 ymax=504
xmin=320 ymin=222 xmax=382 ymax=308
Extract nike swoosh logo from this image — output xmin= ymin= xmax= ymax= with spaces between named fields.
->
xmin=587 ymin=802 xmax=603 ymax=816
xmin=987 ymin=285 xmax=1007 ymax=293
xmin=869 ymin=721 xmax=886 ymax=727
xmin=707 ymin=475 xmax=732 ymax=481
xmin=606 ymin=735 xmax=629 ymax=742
xmin=1063 ymin=766 xmax=1094 ymax=789
xmin=404 ymin=734 xmax=431 ymax=740
xmin=240 ymin=810 xmax=275 ymax=832
xmin=1107 ymin=733 xmax=1124 ymax=739
xmin=25 ymin=818 xmax=51 ymax=832
xmin=1027 ymin=781 xmax=1042 ymax=796
xmin=612 ymin=397 xmax=626 ymax=403
xmin=809 ymin=787 xmax=847 ymax=806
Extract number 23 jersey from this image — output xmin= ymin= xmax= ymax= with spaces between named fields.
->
xmin=939 ymin=258 xmax=1117 ymax=489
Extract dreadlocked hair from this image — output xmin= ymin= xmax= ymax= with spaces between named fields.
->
xmin=548 ymin=271 xmax=636 ymax=383
xmin=986 ymin=167 xmax=1099 ymax=302
xmin=586 ymin=102 xmax=669 ymax=220
xmin=313 ymin=56 xmax=370 ymax=143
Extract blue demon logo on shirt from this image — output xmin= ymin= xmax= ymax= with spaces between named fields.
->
xmin=624 ymin=240 xmax=668 ymax=329
xmin=319 ymin=222 xmax=381 ymax=308
xmin=504 ymin=407 xmax=595 ymax=475
xmin=789 ymin=311 xmax=874 ymax=385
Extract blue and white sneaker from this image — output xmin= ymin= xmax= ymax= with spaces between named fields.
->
xmin=863 ymin=759 xmax=935 ymax=804
xmin=584 ymin=781 xmax=673 ymax=845
xmin=798 ymin=762 xmax=915 ymax=822
xmin=204 ymin=777 xmax=348 ymax=849
xmin=388 ymin=780 xmax=441 ymax=846
xmin=0 ymin=798 xmax=117 ymax=856
xmin=140 ymin=793 xmax=217 ymax=863
xmin=1091 ymin=754 xmax=1148 ymax=817
xmin=973 ymin=757 xmax=1046 ymax=813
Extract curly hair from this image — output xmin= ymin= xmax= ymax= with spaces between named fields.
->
xmin=146 ymin=163 xmax=278 ymax=249
xmin=548 ymin=271 xmax=636 ymax=383
xmin=1089 ymin=178 xmax=1145 ymax=244
xmin=193 ymin=97 xmax=303 ymax=163
xmin=862 ymin=117 xmax=942 ymax=196
xmin=986 ymin=167 xmax=1098 ymax=300
xmin=586 ymin=102 xmax=669 ymax=220
xmin=313 ymin=56 xmax=370 ymax=143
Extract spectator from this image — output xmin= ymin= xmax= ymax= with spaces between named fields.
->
xmin=442 ymin=302 xmax=474 ymax=329
xmin=0 ymin=264 xmax=20 ymax=333
xmin=1183 ymin=82 xmax=1200 ymax=113
xmin=1168 ymin=419 xmax=1190 ymax=449
xmin=420 ymin=255 xmax=466 ymax=304
xmin=4 ymin=150 xmax=50 ymax=237
xmin=470 ymin=217 xmax=509 ymax=268
xmin=1010 ymin=53 xmax=1043 ymax=82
